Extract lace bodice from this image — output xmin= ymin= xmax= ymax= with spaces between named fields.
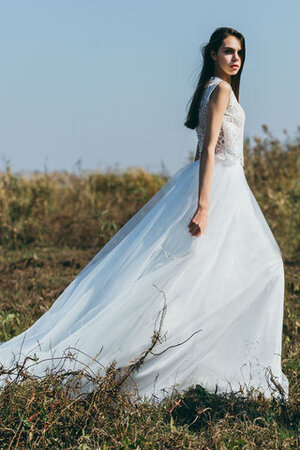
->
xmin=195 ymin=76 xmax=245 ymax=166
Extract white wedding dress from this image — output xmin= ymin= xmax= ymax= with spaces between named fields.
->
xmin=0 ymin=76 xmax=289 ymax=402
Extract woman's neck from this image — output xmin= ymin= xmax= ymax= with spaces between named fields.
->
xmin=213 ymin=71 xmax=231 ymax=84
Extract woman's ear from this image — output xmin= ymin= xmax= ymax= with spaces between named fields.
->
xmin=210 ymin=49 xmax=217 ymax=61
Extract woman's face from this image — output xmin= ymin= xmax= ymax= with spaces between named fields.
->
xmin=211 ymin=35 xmax=242 ymax=77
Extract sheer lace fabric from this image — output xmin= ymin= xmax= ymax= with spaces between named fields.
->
xmin=195 ymin=76 xmax=245 ymax=167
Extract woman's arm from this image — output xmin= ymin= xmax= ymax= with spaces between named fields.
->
xmin=188 ymin=82 xmax=231 ymax=237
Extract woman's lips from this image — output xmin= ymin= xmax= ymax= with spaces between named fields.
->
xmin=231 ymin=65 xmax=239 ymax=68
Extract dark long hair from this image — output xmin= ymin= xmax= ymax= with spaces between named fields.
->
xmin=184 ymin=27 xmax=246 ymax=130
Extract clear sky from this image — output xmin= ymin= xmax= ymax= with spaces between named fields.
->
xmin=0 ymin=0 xmax=299 ymax=176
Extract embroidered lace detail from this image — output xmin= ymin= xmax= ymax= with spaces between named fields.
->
xmin=195 ymin=76 xmax=245 ymax=167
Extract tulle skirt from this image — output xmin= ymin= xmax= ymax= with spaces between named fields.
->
xmin=0 ymin=158 xmax=289 ymax=402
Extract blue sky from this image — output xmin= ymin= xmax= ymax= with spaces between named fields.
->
xmin=0 ymin=0 xmax=299 ymax=175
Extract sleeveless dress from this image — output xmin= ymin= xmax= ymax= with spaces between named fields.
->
xmin=0 ymin=76 xmax=289 ymax=402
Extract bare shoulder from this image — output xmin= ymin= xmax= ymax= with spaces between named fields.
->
xmin=212 ymin=81 xmax=231 ymax=98
xmin=209 ymin=81 xmax=231 ymax=107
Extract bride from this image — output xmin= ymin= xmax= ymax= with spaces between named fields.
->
xmin=0 ymin=27 xmax=289 ymax=402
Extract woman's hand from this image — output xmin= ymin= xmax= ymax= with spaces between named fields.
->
xmin=188 ymin=207 xmax=208 ymax=237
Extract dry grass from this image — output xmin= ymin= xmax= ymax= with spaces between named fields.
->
xmin=0 ymin=125 xmax=299 ymax=448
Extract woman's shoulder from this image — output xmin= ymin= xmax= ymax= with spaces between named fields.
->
xmin=204 ymin=77 xmax=231 ymax=104
xmin=213 ymin=81 xmax=231 ymax=95
xmin=205 ymin=77 xmax=231 ymax=91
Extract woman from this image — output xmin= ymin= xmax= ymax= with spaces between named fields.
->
xmin=0 ymin=27 xmax=289 ymax=402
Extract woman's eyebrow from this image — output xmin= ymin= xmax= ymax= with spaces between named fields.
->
xmin=224 ymin=46 xmax=242 ymax=51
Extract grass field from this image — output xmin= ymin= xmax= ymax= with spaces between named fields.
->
xmin=0 ymin=126 xmax=299 ymax=448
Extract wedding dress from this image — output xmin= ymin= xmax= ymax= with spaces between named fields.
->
xmin=0 ymin=76 xmax=289 ymax=402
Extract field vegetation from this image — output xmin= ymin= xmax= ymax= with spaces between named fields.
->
xmin=0 ymin=125 xmax=299 ymax=448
